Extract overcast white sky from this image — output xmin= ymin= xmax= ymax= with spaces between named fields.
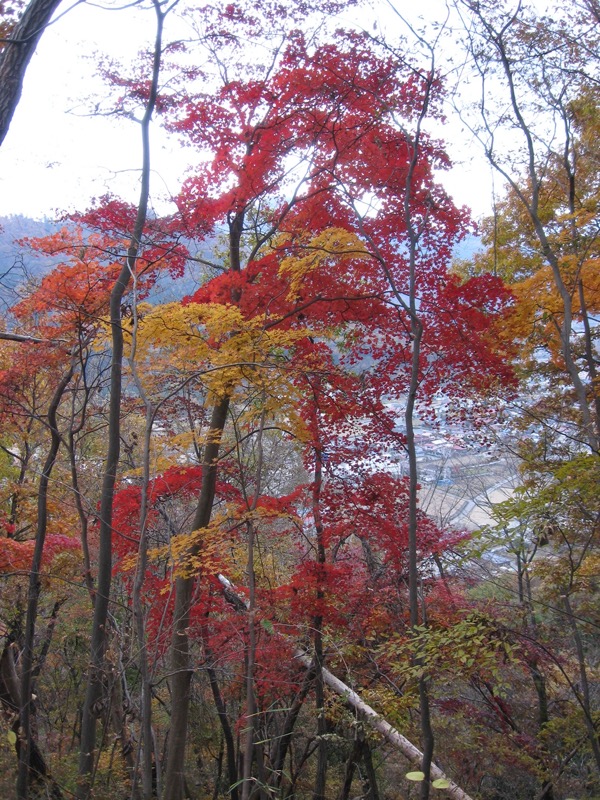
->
xmin=0 ymin=0 xmax=193 ymax=219
xmin=0 ymin=0 xmax=499 ymax=221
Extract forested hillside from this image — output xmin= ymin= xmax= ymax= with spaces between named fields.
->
xmin=0 ymin=1 xmax=598 ymax=800
xmin=0 ymin=216 xmax=60 ymax=306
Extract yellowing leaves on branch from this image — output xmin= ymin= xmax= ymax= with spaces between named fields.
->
xmin=278 ymin=228 xmax=371 ymax=300
xmin=508 ymin=254 xmax=600 ymax=362
xmin=137 ymin=301 xmax=314 ymax=395
xmin=465 ymin=82 xmax=600 ymax=450
xmin=131 ymin=296 xmax=320 ymax=451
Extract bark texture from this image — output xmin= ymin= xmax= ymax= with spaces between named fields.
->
xmin=0 ymin=0 xmax=62 ymax=146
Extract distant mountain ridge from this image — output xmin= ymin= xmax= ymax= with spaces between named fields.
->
xmin=0 ymin=215 xmax=211 ymax=309
xmin=0 ymin=215 xmax=62 ymax=306
xmin=0 ymin=215 xmax=483 ymax=314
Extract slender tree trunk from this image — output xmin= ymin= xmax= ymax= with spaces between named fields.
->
xmin=404 ymin=321 xmax=434 ymax=800
xmin=337 ymin=737 xmax=363 ymax=800
xmin=77 ymin=6 xmax=164 ymax=795
xmin=65 ymin=354 xmax=96 ymax=601
xmin=268 ymin=664 xmax=315 ymax=786
xmin=562 ymin=594 xmax=600 ymax=777
xmin=242 ymin=408 xmax=266 ymax=800
xmin=402 ymin=78 xmax=435 ymax=796
xmin=163 ymin=396 xmax=231 ymax=800
xmin=163 ymin=207 xmax=245 ymax=800
xmin=109 ymin=664 xmax=141 ymax=800
xmin=134 ymin=406 xmax=157 ymax=800
xmin=127 ymin=333 xmax=157 ymax=800
xmin=528 ymin=663 xmax=555 ymax=800
xmin=241 ymin=533 xmax=258 ymax=800
xmin=361 ymin=737 xmax=380 ymax=800
xmin=311 ymin=447 xmax=328 ymax=800
xmin=312 ymin=627 xmax=327 ymax=800
xmin=16 ymin=361 xmax=73 ymax=800
xmin=577 ymin=279 xmax=600 ymax=443
xmin=205 ymin=650 xmax=239 ymax=800
xmin=67 ymin=432 xmax=95 ymax=600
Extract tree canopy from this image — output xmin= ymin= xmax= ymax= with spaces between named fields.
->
xmin=0 ymin=2 xmax=598 ymax=800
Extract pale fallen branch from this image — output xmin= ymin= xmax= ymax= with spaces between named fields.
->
xmin=216 ymin=575 xmax=474 ymax=800
xmin=294 ymin=650 xmax=474 ymax=800
xmin=0 ymin=331 xmax=65 ymax=344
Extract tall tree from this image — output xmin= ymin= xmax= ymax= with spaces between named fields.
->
xmin=457 ymin=0 xmax=600 ymax=452
xmin=139 ymin=17 xmax=513 ymax=797
xmin=451 ymin=2 xmax=600 ymax=793
xmin=76 ymin=2 xmax=168 ymax=795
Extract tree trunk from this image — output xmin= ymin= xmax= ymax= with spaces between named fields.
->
xmin=242 ymin=409 xmax=265 ymax=800
xmin=162 ymin=396 xmax=231 ymax=800
xmin=77 ymin=6 xmax=164 ymax=795
xmin=337 ymin=737 xmax=363 ymax=800
xmin=205 ymin=652 xmax=239 ymax=800
xmin=361 ymin=737 xmax=380 ymax=800
xmin=17 ymin=361 xmax=73 ymax=799
xmin=2 ymin=640 xmax=64 ymax=800
xmin=311 ymin=448 xmax=328 ymax=800
xmin=268 ymin=664 xmax=315 ymax=786
xmin=163 ymin=206 xmax=245 ymax=800
xmin=562 ymin=594 xmax=600 ymax=777
xmin=0 ymin=0 xmax=62 ymax=146
xmin=403 ymin=75 xmax=435 ymax=799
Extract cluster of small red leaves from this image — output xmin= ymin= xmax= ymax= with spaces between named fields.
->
xmin=171 ymin=32 xmax=423 ymax=227
xmin=0 ymin=516 xmax=15 ymax=538
xmin=424 ymin=579 xmax=469 ymax=627
xmin=417 ymin=272 xmax=517 ymax=399
xmin=251 ymin=629 xmax=304 ymax=706
xmin=185 ymin=581 xmax=296 ymax=703
xmin=0 ymin=533 xmax=80 ymax=574
xmin=171 ymin=29 xmax=513 ymax=412
xmin=112 ymin=465 xmax=211 ymax=563
xmin=278 ymin=470 xmax=467 ymax=651
xmin=0 ymin=340 xmax=67 ymax=426
xmin=70 ymin=197 xmax=191 ymax=279
xmin=9 ymin=213 xmax=194 ymax=350
xmin=284 ymin=560 xmax=357 ymax=626
xmin=250 ymin=485 xmax=305 ymax=518
xmin=12 ymin=228 xmax=122 ymax=341
xmin=0 ymin=537 xmax=31 ymax=572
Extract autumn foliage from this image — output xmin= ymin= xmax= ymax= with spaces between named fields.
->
xmin=1 ymin=2 xmax=598 ymax=800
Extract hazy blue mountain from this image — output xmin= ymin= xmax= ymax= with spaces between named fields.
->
xmin=0 ymin=215 xmax=215 ymax=310
xmin=0 ymin=215 xmax=62 ymax=307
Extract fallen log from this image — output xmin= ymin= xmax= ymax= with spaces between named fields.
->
xmin=216 ymin=575 xmax=474 ymax=800
xmin=294 ymin=650 xmax=474 ymax=800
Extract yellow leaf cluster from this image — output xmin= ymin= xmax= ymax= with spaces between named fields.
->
xmin=158 ymin=520 xmax=228 ymax=580
xmin=501 ymin=255 xmax=600 ymax=360
xmin=137 ymin=302 xmax=308 ymax=396
xmin=278 ymin=227 xmax=370 ymax=300
xmin=133 ymin=299 xmax=319 ymax=446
